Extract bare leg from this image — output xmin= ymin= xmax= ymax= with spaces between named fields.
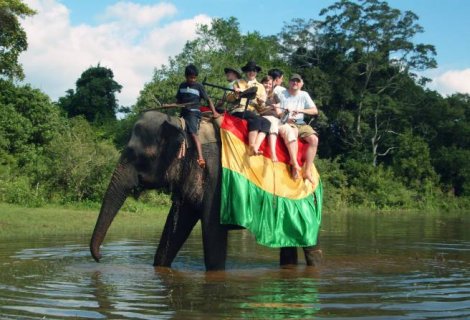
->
xmin=192 ymin=133 xmax=205 ymax=167
xmin=302 ymin=134 xmax=319 ymax=183
xmin=279 ymin=125 xmax=301 ymax=178
xmin=249 ymin=131 xmax=266 ymax=156
xmin=268 ymin=133 xmax=278 ymax=162
xmin=248 ymin=130 xmax=258 ymax=155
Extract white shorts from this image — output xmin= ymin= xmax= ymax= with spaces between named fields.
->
xmin=263 ymin=115 xmax=280 ymax=134
xmin=278 ymin=123 xmax=298 ymax=143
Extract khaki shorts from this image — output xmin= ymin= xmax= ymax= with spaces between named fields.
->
xmin=296 ymin=123 xmax=318 ymax=139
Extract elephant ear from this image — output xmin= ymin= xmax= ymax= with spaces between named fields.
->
xmin=159 ymin=120 xmax=186 ymax=163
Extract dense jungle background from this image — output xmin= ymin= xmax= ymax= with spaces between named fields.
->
xmin=1 ymin=0 xmax=469 ymax=211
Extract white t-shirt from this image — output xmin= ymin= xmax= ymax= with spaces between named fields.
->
xmin=273 ymin=85 xmax=286 ymax=97
xmin=278 ymin=90 xmax=316 ymax=124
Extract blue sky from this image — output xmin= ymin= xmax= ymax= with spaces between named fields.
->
xmin=21 ymin=0 xmax=470 ymax=106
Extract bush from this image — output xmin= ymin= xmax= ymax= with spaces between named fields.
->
xmin=342 ymin=159 xmax=416 ymax=209
xmin=315 ymin=158 xmax=349 ymax=210
xmin=0 ymin=176 xmax=46 ymax=207
xmin=43 ymin=117 xmax=119 ymax=203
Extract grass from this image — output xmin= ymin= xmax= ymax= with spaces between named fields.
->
xmin=0 ymin=201 xmax=170 ymax=240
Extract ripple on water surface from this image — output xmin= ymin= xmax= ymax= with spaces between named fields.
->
xmin=0 ymin=213 xmax=469 ymax=319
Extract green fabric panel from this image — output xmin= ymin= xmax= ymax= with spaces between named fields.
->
xmin=221 ymin=168 xmax=322 ymax=247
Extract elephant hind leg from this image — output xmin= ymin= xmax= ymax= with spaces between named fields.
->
xmin=280 ymin=246 xmax=323 ymax=266
xmin=303 ymin=246 xmax=323 ymax=267
xmin=280 ymin=247 xmax=298 ymax=265
xmin=154 ymin=201 xmax=199 ymax=267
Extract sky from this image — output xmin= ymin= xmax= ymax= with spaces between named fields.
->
xmin=19 ymin=0 xmax=470 ymax=107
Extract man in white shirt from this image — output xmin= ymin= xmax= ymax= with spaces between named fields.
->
xmin=277 ymin=74 xmax=319 ymax=183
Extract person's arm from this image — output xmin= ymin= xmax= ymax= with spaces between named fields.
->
xmin=298 ymin=104 xmax=318 ymax=116
xmin=294 ymin=92 xmax=318 ymax=116
xmin=208 ymin=97 xmax=220 ymax=118
xmin=200 ymin=84 xmax=220 ymax=117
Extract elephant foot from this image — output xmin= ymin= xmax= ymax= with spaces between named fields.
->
xmin=304 ymin=248 xmax=323 ymax=267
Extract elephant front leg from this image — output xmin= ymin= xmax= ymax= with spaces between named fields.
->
xmin=154 ymin=201 xmax=199 ymax=267
xmin=201 ymin=198 xmax=228 ymax=271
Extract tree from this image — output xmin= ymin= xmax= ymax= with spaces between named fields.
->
xmin=58 ymin=65 xmax=122 ymax=123
xmin=0 ymin=0 xmax=35 ymax=80
xmin=280 ymin=0 xmax=437 ymax=165
xmin=136 ymin=17 xmax=288 ymax=114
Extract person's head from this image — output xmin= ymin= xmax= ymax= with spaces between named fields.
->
xmin=184 ymin=64 xmax=199 ymax=83
xmin=268 ymin=68 xmax=284 ymax=86
xmin=224 ymin=67 xmax=241 ymax=82
xmin=260 ymin=75 xmax=273 ymax=93
xmin=241 ymin=61 xmax=261 ymax=81
xmin=288 ymin=73 xmax=303 ymax=93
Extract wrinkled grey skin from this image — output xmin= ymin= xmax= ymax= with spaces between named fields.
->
xmin=90 ymin=111 xmax=320 ymax=271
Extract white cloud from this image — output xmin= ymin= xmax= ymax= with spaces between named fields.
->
xmin=101 ymin=1 xmax=177 ymax=27
xmin=20 ymin=0 xmax=212 ymax=106
xmin=431 ymin=69 xmax=470 ymax=96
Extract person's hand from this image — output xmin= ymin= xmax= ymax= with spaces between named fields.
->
xmin=292 ymin=110 xmax=303 ymax=116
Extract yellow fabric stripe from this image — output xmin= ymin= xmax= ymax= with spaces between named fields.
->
xmin=221 ymin=129 xmax=319 ymax=200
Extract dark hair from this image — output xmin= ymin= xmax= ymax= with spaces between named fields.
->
xmin=268 ymin=68 xmax=283 ymax=80
xmin=261 ymin=75 xmax=273 ymax=84
xmin=185 ymin=64 xmax=199 ymax=77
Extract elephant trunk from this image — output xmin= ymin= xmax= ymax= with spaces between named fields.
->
xmin=90 ymin=161 xmax=138 ymax=262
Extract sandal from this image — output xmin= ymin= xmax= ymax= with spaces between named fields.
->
xmin=197 ymin=158 xmax=206 ymax=169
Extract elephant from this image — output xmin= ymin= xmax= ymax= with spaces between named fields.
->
xmin=90 ymin=110 xmax=322 ymax=271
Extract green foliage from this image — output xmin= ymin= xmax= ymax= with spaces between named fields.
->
xmin=1 ymin=1 xmax=469 ymax=210
xmin=0 ymin=0 xmax=35 ymax=80
xmin=1 ymin=175 xmax=45 ymax=207
xmin=136 ymin=17 xmax=289 ymax=114
xmin=281 ymin=0 xmax=437 ymax=166
xmin=58 ymin=65 xmax=123 ymax=123
xmin=434 ymin=147 xmax=470 ymax=196
xmin=342 ymin=159 xmax=416 ymax=209
xmin=392 ymin=130 xmax=438 ymax=190
xmin=43 ymin=117 xmax=119 ymax=202
xmin=315 ymin=158 xmax=349 ymax=210
xmin=0 ymin=79 xmax=62 ymax=164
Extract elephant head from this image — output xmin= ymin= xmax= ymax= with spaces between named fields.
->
xmin=90 ymin=111 xmax=189 ymax=262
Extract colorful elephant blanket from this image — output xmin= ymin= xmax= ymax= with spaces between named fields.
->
xmin=220 ymin=114 xmax=323 ymax=247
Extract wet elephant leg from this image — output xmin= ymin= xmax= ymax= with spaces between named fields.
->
xmin=303 ymin=245 xmax=323 ymax=266
xmin=201 ymin=190 xmax=227 ymax=271
xmin=280 ymin=247 xmax=298 ymax=265
xmin=154 ymin=201 xmax=199 ymax=267
xmin=201 ymin=218 xmax=227 ymax=271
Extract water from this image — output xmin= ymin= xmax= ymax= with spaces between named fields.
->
xmin=1 ymin=211 xmax=469 ymax=319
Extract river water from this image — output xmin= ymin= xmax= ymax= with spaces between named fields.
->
xmin=1 ymin=211 xmax=469 ymax=319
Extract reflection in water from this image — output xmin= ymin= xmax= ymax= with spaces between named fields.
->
xmin=0 ymin=212 xmax=469 ymax=319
